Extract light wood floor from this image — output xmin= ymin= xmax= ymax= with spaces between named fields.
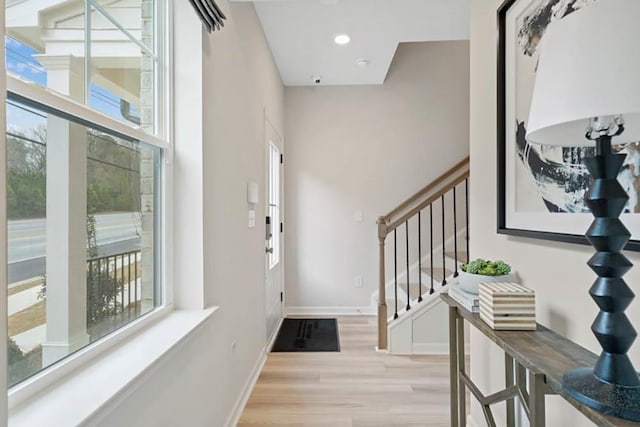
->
xmin=238 ymin=316 xmax=457 ymax=427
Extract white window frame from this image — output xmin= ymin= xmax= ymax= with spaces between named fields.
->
xmin=3 ymin=0 xmax=175 ymax=410
xmin=0 ymin=3 xmax=8 ymax=424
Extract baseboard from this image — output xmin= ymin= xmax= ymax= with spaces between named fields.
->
xmin=411 ymin=342 xmax=449 ymax=355
xmin=285 ymin=306 xmax=376 ymax=316
xmin=223 ymin=352 xmax=267 ymax=427
xmin=265 ymin=316 xmax=285 ymax=354
xmin=224 ymin=316 xmax=284 ymax=427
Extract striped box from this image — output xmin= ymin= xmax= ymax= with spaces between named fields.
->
xmin=479 ymin=282 xmax=536 ymax=330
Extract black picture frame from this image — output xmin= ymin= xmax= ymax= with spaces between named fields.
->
xmin=496 ymin=0 xmax=640 ymax=252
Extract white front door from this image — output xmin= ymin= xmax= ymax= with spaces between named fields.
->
xmin=265 ymin=119 xmax=283 ymax=342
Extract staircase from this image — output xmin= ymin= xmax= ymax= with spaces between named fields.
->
xmin=376 ymin=157 xmax=469 ymax=353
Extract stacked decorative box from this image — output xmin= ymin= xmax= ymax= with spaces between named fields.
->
xmin=479 ymin=282 xmax=536 ymax=330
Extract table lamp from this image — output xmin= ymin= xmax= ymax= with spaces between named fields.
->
xmin=526 ymin=0 xmax=640 ymax=421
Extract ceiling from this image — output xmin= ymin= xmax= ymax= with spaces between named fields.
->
xmin=229 ymin=0 xmax=470 ymax=86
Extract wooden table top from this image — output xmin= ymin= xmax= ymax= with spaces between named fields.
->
xmin=441 ymin=293 xmax=640 ymax=427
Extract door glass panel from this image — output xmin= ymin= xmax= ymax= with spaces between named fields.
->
xmin=268 ymin=143 xmax=280 ymax=269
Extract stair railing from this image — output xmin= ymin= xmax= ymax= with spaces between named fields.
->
xmin=376 ymin=157 xmax=470 ymax=350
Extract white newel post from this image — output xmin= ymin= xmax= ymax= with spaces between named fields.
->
xmin=38 ymin=55 xmax=90 ymax=365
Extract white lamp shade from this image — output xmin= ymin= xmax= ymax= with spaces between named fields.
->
xmin=526 ymin=0 xmax=640 ymax=146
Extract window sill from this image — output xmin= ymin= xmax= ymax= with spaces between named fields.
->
xmin=8 ymin=307 xmax=217 ymax=427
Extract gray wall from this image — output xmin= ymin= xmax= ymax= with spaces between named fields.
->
xmin=284 ymin=41 xmax=470 ymax=310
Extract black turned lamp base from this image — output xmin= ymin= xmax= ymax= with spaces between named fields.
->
xmin=562 ymin=136 xmax=640 ymax=422
xmin=563 ymin=367 xmax=640 ymax=422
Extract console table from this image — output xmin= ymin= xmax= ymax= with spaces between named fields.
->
xmin=441 ymin=294 xmax=640 ymax=427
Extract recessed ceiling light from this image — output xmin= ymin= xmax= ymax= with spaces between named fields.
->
xmin=334 ymin=34 xmax=351 ymax=45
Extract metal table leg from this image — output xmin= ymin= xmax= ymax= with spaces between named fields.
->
xmin=449 ymin=306 xmax=459 ymax=427
xmin=529 ymin=371 xmax=547 ymax=427
xmin=456 ymin=315 xmax=466 ymax=427
xmin=505 ymin=354 xmax=515 ymax=426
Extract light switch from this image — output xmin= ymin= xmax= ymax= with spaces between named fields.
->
xmin=355 ymin=210 xmax=364 ymax=223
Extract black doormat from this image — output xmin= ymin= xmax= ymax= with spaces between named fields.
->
xmin=271 ymin=318 xmax=340 ymax=352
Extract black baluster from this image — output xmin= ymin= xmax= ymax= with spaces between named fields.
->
xmin=429 ymin=204 xmax=434 ymax=295
xmin=123 ymin=254 xmax=126 ymax=312
xmin=465 ymin=178 xmax=470 ymax=263
xmin=113 ymin=255 xmax=118 ymax=314
xmin=441 ymin=195 xmax=447 ymax=286
xmin=112 ymin=256 xmax=117 ymax=315
xmin=114 ymin=255 xmax=117 ymax=314
xmin=405 ymin=221 xmax=411 ymax=311
xmin=453 ymin=186 xmax=459 ymax=277
xmin=135 ymin=252 xmax=138 ymax=311
xmin=109 ymin=256 xmax=113 ymax=315
xmin=394 ymin=229 xmax=399 ymax=319
xmin=418 ymin=211 xmax=423 ymax=303
xmin=98 ymin=258 xmax=104 ymax=319
xmin=88 ymin=260 xmax=93 ymax=327
xmin=128 ymin=252 xmax=132 ymax=310
xmin=120 ymin=254 xmax=124 ymax=312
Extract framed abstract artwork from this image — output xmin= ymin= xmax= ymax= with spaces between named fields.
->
xmin=497 ymin=0 xmax=640 ymax=251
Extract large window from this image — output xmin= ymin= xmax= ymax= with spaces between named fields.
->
xmin=6 ymin=0 xmax=159 ymax=133
xmin=5 ymin=0 xmax=167 ymax=387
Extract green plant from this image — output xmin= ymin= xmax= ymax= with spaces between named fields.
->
xmin=8 ymin=338 xmax=42 ymax=386
xmin=460 ymin=258 xmax=511 ymax=276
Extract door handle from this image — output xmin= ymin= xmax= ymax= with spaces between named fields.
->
xmin=266 ymin=247 xmax=273 ymax=254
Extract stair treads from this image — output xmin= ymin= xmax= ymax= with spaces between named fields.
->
xmin=421 ymin=267 xmax=454 ymax=280
xmin=445 ymin=250 xmax=468 ymax=262
xmin=398 ymin=282 xmax=430 ymax=300
xmin=272 ymin=318 xmax=340 ymax=352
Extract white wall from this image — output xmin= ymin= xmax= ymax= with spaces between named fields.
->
xmin=469 ymin=1 xmax=640 ymax=425
xmin=99 ymin=2 xmax=284 ymax=426
xmin=284 ymin=41 xmax=470 ymax=310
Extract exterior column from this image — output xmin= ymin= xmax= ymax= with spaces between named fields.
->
xmin=38 ymin=55 xmax=90 ymax=365
xmin=34 ymin=55 xmax=84 ymax=103
xmin=139 ymin=147 xmax=155 ymax=312
xmin=139 ymin=0 xmax=156 ymax=311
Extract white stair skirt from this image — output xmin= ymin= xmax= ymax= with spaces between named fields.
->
xmin=371 ymin=229 xmax=468 ymax=355
xmin=387 ymin=282 xmax=450 ymax=355
xmin=384 ymin=246 xmax=466 ymax=355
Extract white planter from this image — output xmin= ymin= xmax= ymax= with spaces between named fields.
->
xmin=457 ymin=270 xmax=516 ymax=295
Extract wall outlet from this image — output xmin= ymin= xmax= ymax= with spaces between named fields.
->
xmin=355 ymin=275 xmax=364 ymax=288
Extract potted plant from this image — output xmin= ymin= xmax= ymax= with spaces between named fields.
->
xmin=458 ymin=258 xmax=515 ymax=295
